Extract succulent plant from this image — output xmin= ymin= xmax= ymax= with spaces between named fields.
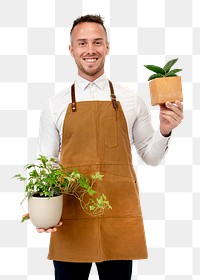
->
xmin=144 ymin=58 xmax=182 ymax=81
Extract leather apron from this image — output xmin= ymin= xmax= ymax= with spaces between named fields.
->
xmin=48 ymin=81 xmax=148 ymax=262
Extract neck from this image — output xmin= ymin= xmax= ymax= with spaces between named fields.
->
xmin=78 ymin=71 xmax=104 ymax=82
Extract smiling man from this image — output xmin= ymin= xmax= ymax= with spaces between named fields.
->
xmin=69 ymin=17 xmax=109 ymax=81
xmin=37 ymin=14 xmax=183 ymax=280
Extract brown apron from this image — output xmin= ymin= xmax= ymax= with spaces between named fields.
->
xmin=48 ymin=81 xmax=148 ymax=262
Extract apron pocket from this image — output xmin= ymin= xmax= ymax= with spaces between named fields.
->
xmin=103 ymin=117 xmax=118 ymax=148
xmin=99 ymin=174 xmax=142 ymax=217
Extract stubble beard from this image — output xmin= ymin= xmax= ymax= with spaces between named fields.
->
xmin=77 ymin=59 xmax=105 ymax=78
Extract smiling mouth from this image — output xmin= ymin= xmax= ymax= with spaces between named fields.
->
xmin=83 ymin=58 xmax=98 ymax=63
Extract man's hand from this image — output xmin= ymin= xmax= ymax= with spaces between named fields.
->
xmin=36 ymin=222 xmax=63 ymax=233
xmin=22 ymin=213 xmax=63 ymax=233
xmin=159 ymin=100 xmax=183 ymax=137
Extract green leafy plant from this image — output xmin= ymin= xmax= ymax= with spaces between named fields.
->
xmin=13 ymin=155 xmax=112 ymax=219
xmin=144 ymin=58 xmax=182 ymax=81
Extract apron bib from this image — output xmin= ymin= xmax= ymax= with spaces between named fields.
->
xmin=48 ymin=81 xmax=148 ymax=262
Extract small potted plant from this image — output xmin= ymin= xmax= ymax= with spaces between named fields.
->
xmin=13 ymin=155 xmax=112 ymax=229
xmin=144 ymin=58 xmax=183 ymax=106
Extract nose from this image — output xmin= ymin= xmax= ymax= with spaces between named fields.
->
xmin=86 ymin=43 xmax=95 ymax=54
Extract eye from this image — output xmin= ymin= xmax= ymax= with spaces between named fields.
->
xmin=95 ymin=41 xmax=101 ymax=45
xmin=78 ymin=41 xmax=86 ymax=46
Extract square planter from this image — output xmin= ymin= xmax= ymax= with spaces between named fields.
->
xmin=149 ymin=76 xmax=183 ymax=106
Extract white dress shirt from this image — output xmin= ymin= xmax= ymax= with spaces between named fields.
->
xmin=38 ymin=74 xmax=170 ymax=166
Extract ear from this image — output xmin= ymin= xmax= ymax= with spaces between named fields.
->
xmin=69 ymin=45 xmax=74 ymax=58
xmin=106 ymin=42 xmax=110 ymax=55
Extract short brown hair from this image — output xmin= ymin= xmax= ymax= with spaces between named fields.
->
xmin=70 ymin=14 xmax=107 ymax=37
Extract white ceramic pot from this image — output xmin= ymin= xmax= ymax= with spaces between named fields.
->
xmin=28 ymin=194 xmax=63 ymax=229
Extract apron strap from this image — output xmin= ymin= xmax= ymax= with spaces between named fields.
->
xmin=109 ymin=80 xmax=118 ymax=110
xmin=71 ymin=84 xmax=76 ymax=112
xmin=71 ymin=80 xmax=118 ymax=112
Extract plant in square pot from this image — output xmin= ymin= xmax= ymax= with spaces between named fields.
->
xmin=144 ymin=58 xmax=183 ymax=106
xmin=13 ymin=155 xmax=112 ymax=229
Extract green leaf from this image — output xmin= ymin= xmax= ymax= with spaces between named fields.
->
xmin=165 ymin=69 xmax=182 ymax=75
xmin=91 ymin=172 xmax=104 ymax=181
xmin=29 ymin=169 xmax=38 ymax=178
xmin=50 ymin=157 xmax=56 ymax=162
xmin=89 ymin=205 xmax=95 ymax=211
xmin=148 ymin=73 xmax=164 ymax=81
xmin=25 ymin=164 xmax=35 ymax=170
xmin=144 ymin=65 xmax=165 ymax=75
xmin=87 ymin=188 xmax=97 ymax=196
xmin=12 ymin=174 xmax=26 ymax=181
xmin=165 ymin=73 xmax=177 ymax=77
xmin=163 ymin=58 xmax=178 ymax=73
xmin=97 ymin=196 xmax=104 ymax=207
xmin=21 ymin=214 xmax=29 ymax=223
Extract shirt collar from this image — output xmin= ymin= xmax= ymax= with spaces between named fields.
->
xmin=75 ymin=74 xmax=108 ymax=91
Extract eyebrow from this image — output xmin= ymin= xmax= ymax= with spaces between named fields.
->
xmin=76 ymin=38 xmax=104 ymax=42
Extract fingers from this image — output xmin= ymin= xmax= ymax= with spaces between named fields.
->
xmin=166 ymin=100 xmax=183 ymax=113
xmin=36 ymin=221 xmax=63 ymax=233
xmin=160 ymin=113 xmax=180 ymax=126
xmin=36 ymin=228 xmax=57 ymax=233
xmin=159 ymin=100 xmax=184 ymax=135
xmin=23 ymin=214 xmax=63 ymax=233
xmin=175 ymin=100 xmax=183 ymax=112
xmin=162 ymin=101 xmax=184 ymax=122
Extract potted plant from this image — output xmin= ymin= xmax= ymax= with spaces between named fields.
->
xmin=144 ymin=58 xmax=183 ymax=106
xmin=13 ymin=155 xmax=112 ymax=229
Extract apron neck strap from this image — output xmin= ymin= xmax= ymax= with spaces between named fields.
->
xmin=108 ymin=80 xmax=118 ymax=110
xmin=71 ymin=80 xmax=118 ymax=112
xmin=71 ymin=84 xmax=76 ymax=112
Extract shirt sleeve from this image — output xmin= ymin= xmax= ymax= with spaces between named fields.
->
xmin=132 ymin=95 xmax=170 ymax=166
xmin=37 ymin=100 xmax=60 ymax=162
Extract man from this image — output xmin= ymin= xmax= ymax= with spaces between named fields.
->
xmin=36 ymin=14 xmax=183 ymax=280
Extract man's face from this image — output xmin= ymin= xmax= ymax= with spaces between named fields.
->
xmin=69 ymin=22 xmax=109 ymax=81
